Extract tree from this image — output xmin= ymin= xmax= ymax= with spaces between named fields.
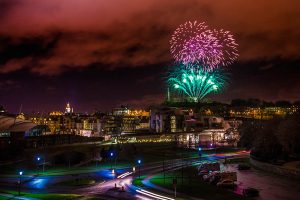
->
xmin=238 ymin=120 xmax=260 ymax=149
xmin=276 ymin=114 xmax=300 ymax=157
xmin=247 ymin=98 xmax=261 ymax=107
xmin=231 ymin=99 xmax=247 ymax=107
xmin=275 ymin=100 xmax=291 ymax=107
xmin=262 ymin=101 xmax=275 ymax=108
xmin=251 ymin=120 xmax=282 ymax=162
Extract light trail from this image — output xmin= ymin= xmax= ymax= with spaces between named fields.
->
xmin=136 ymin=189 xmax=174 ymax=200
xmin=117 ymin=171 xmax=133 ymax=179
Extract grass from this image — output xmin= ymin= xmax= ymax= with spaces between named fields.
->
xmin=132 ymin=175 xmax=146 ymax=187
xmin=0 ymin=191 xmax=81 ymax=200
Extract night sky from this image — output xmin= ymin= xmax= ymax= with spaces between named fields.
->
xmin=0 ymin=0 xmax=300 ymax=113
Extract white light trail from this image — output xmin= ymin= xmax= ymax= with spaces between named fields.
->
xmin=136 ymin=189 xmax=174 ymax=200
xmin=117 ymin=171 xmax=133 ymax=179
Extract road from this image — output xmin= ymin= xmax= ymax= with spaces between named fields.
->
xmin=1 ymin=151 xmax=299 ymax=200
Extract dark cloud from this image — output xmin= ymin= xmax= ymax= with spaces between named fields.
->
xmin=0 ymin=0 xmax=299 ymax=112
xmin=215 ymin=59 xmax=300 ymax=102
xmin=0 ymin=0 xmax=299 ymax=75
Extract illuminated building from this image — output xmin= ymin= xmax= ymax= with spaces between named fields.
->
xmin=110 ymin=107 xmax=150 ymax=134
xmin=113 ymin=107 xmax=129 ymax=116
xmin=49 ymin=111 xmax=63 ymax=116
xmin=229 ymin=106 xmax=299 ymax=119
xmin=0 ymin=115 xmax=51 ymax=148
xmin=65 ymin=102 xmax=73 ymax=114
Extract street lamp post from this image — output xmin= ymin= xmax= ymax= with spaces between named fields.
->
xmin=110 ymin=152 xmax=114 ymax=170
xmin=198 ymin=147 xmax=202 ymax=158
xmin=37 ymin=156 xmax=45 ymax=173
xmin=137 ymin=159 xmax=141 ymax=179
xmin=18 ymin=171 xmax=23 ymax=196
xmin=37 ymin=157 xmax=41 ymax=174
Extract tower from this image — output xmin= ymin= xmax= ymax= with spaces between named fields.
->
xmin=65 ymin=103 xmax=71 ymax=114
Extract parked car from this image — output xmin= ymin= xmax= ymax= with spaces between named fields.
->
xmin=238 ymin=164 xmax=251 ymax=170
xmin=199 ymin=170 xmax=209 ymax=176
xmin=203 ymin=171 xmax=218 ymax=182
xmin=216 ymin=179 xmax=235 ymax=188
xmin=242 ymin=187 xmax=259 ymax=197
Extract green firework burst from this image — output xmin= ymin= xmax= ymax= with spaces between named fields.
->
xmin=168 ymin=64 xmax=226 ymax=102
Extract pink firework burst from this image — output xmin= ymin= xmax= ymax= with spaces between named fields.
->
xmin=170 ymin=21 xmax=238 ymax=71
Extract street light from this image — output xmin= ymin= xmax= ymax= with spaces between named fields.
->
xmin=18 ymin=171 xmax=23 ymax=196
xmin=37 ymin=156 xmax=45 ymax=173
xmin=110 ymin=152 xmax=114 ymax=170
xmin=198 ymin=147 xmax=202 ymax=158
xmin=36 ymin=157 xmax=41 ymax=174
xmin=137 ymin=159 xmax=141 ymax=179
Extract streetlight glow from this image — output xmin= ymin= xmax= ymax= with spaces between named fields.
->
xmin=19 ymin=171 xmax=23 ymax=176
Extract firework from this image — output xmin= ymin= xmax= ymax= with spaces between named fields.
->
xmin=168 ymin=64 xmax=226 ymax=102
xmin=170 ymin=21 xmax=238 ymax=71
xmin=212 ymin=29 xmax=239 ymax=67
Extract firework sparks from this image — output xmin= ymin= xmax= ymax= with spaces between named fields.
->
xmin=170 ymin=21 xmax=238 ymax=71
xmin=168 ymin=64 xmax=226 ymax=102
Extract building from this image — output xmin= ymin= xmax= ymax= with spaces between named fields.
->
xmin=229 ymin=106 xmax=299 ymax=119
xmin=65 ymin=103 xmax=73 ymax=114
xmin=0 ymin=115 xmax=51 ymax=148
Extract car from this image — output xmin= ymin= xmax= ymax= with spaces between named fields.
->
xmin=242 ymin=187 xmax=259 ymax=197
xmin=199 ymin=170 xmax=209 ymax=176
xmin=238 ymin=164 xmax=251 ymax=170
xmin=203 ymin=171 xmax=218 ymax=182
xmin=216 ymin=179 xmax=235 ymax=188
